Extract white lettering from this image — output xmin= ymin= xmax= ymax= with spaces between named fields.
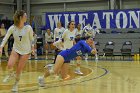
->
xmin=48 ymin=14 xmax=62 ymax=30
xmin=103 ymin=12 xmax=113 ymax=29
xmin=92 ymin=13 xmax=101 ymax=28
xmin=78 ymin=13 xmax=88 ymax=29
xmin=129 ymin=11 xmax=140 ymax=28
xmin=64 ymin=14 xmax=69 ymax=28
xmin=116 ymin=11 xmax=127 ymax=28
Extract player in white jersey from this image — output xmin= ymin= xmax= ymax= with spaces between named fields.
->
xmin=54 ymin=22 xmax=65 ymax=41
xmin=0 ymin=23 xmax=9 ymax=60
xmin=75 ymin=23 xmax=83 ymax=37
xmin=83 ymin=23 xmax=94 ymax=38
xmin=62 ymin=21 xmax=76 ymax=50
xmin=45 ymin=28 xmax=54 ymax=59
xmin=53 ymin=22 xmax=65 ymax=62
xmin=62 ymin=21 xmax=83 ymax=75
xmin=0 ymin=10 xmax=35 ymax=92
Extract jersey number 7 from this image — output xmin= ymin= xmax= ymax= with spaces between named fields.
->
xmin=19 ymin=36 xmax=22 ymax=41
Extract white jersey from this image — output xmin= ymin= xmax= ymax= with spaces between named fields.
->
xmin=83 ymin=25 xmax=94 ymax=37
xmin=45 ymin=32 xmax=54 ymax=42
xmin=83 ymin=25 xmax=93 ymax=32
xmin=75 ymin=28 xmax=83 ymax=37
xmin=54 ymin=27 xmax=65 ymax=40
xmin=62 ymin=29 xmax=76 ymax=49
xmin=0 ymin=25 xmax=34 ymax=55
xmin=34 ymin=34 xmax=37 ymax=44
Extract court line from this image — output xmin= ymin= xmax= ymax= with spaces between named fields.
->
xmin=19 ymin=65 xmax=109 ymax=93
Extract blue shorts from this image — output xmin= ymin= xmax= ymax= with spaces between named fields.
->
xmin=58 ymin=50 xmax=71 ymax=63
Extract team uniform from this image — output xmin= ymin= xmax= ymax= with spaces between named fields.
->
xmin=62 ymin=29 xmax=76 ymax=49
xmin=0 ymin=25 xmax=34 ymax=55
xmin=45 ymin=32 xmax=54 ymax=44
xmin=45 ymin=31 xmax=54 ymax=59
xmin=0 ymin=27 xmax=9 ymax=58
xmin=75 ymin=28 xmax=83 ymax=37
xmin=59 ymin=40 xmax=92 ymax=62
xmin=54 ymin=27 xmax=65 ymax=41
xmin=83 ymin=25 xmax=94 ymax=37
xmin=1 ymin=24 xmax=34 ymax=92
xmin=75 ymin=28 xmax=83 ymax=42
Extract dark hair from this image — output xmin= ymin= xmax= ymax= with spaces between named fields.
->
xmin=81 ymin=36 xmax=92 ymax=40
xmin=67 ymin=21 xmax=75 ymax=28
xmin=76 ymin=23 xmax=81 ymax=28
xmin=13 ymin=10 xmax=26 ymax=26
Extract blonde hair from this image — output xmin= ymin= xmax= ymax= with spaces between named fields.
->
xmin=13 ymin=10 xmax=25 ymax=26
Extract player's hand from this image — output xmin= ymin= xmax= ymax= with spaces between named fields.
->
xmin=91 ymin=49 xmax=97 ymax=54
xmin=31 ymin=47 xmax=35 ymax=55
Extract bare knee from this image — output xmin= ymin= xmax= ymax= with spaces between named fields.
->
xmin=7 ymin=62 xmax=14 ymax=69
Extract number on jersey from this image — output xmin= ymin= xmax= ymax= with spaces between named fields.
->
xmin=19 ymin=36 xmax=22 ymax=41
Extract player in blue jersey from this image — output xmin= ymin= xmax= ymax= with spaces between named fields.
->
xmin=38 ymin=36 xmax=97 ymax=87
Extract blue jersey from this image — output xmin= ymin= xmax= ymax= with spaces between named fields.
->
xmin=59 ymin=40 xmax=92 ymax=62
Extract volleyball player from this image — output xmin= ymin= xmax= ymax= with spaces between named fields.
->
xmin=62 ymin=21 xmax=76 ymax=50
xmin=0 ymin=10 xmax=35 ymax=92
xmin=38 ymin=36 xmax=97 ymax=87
xmin=54 ymin=22 xmax=65 ymax=41
xmin=83 ymin=24 xmax=98 ymax=60
xmin=45 ymin=28 xmax=54 ymax=59
xmin=0 ymin=23 xmax=9 ymax=60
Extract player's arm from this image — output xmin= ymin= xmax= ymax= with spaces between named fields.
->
xmin=53 ymin=29 xmax=56 ymax=41
xmin=29 ymin=26 xmax=35 ymax=55
xmin=61 ymin=30 xmax=66 ymax=39
xmin=81 ymin=41 xmax=97 ymax=54
xmin=91 ymin=49 xmax=97 ymax=54
xmin=51 ymin=32 xmax=54 ymax=42
xmin=53 ymin=39 xmax=64 ymax=50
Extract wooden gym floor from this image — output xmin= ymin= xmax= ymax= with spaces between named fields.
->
xmin=0 ymin=57 xmax=140 ymax=93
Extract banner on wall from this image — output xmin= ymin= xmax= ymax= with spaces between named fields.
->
xmin=45 ymin=9 xmax=140 ymax=30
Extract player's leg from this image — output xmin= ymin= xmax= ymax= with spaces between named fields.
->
xmin=38 ymin=55 xmax=64 ymax=87
xmin=61 ymin=63 xmax=70 ymax=80
xmin=12 ymin=54 xmax=29 ymax=92
xmin=45 ymin=43 xmax=49 ymax=59
xmin=4 ymin=43 xmax=9 ymax=58
xmin=50 ymin=43 xmax=55 ymax=59
xmin=75 ymin=56 xmax=83 ymax=75
xmin=3 ymin=50 xmax=19 ymax=83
